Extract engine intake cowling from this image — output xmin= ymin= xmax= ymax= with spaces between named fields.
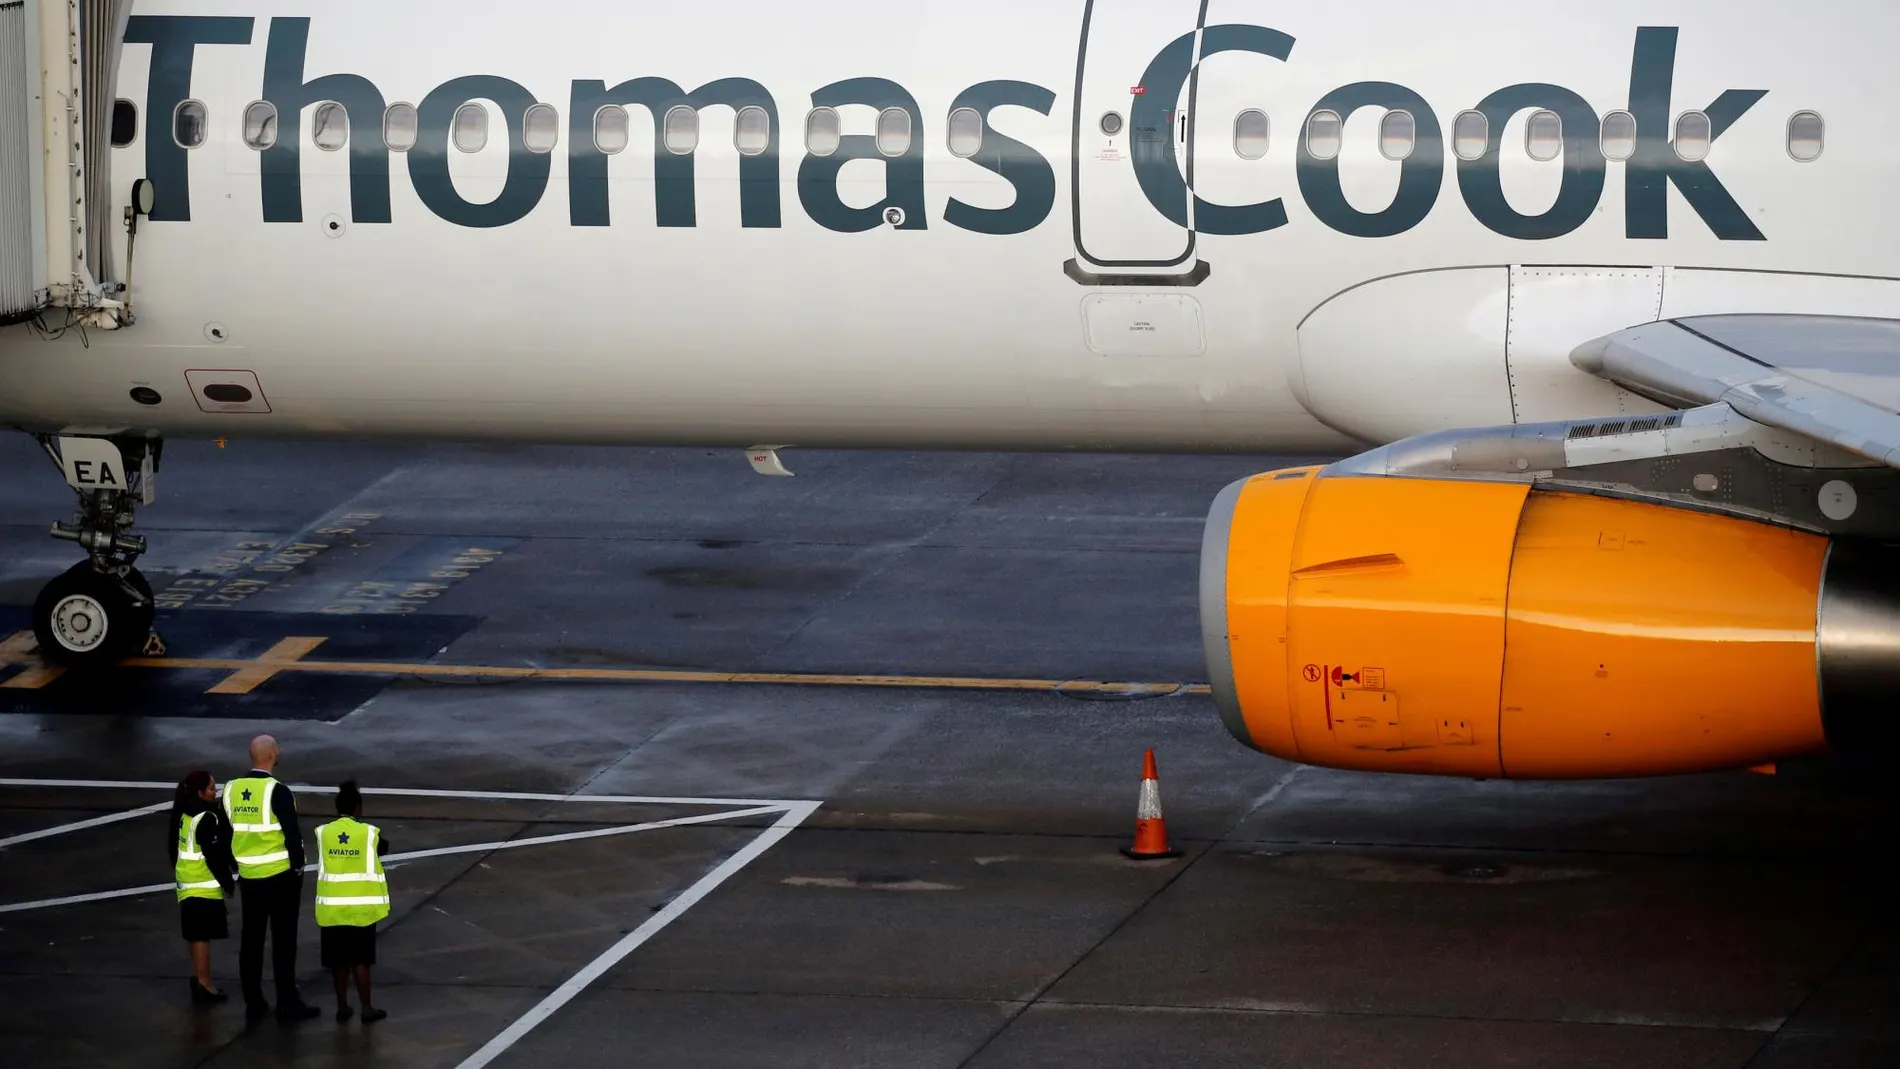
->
xmin=1200 ymin=468 xmax=1899 ymax=779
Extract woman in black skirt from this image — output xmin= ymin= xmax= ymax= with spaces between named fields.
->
xmin=170 ymin=770 xmax=237 ymax=1004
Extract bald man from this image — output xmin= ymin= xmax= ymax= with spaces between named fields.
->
xmin=225 ymin=735 xmax=319 ymax=1023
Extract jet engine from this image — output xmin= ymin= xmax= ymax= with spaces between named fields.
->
xmin=1199 ymin=467 xmax=1900 ymax=778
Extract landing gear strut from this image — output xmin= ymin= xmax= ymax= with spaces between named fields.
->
xmin=31 ymin=435 xmax=161 ymax=668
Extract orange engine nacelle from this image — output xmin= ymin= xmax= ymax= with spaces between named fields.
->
xmin=1199 ymin=468 xmax=1896 ymax=779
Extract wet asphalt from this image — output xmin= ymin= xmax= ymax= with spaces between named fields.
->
xmin=0 ymin=436 xmax=1893 ymax=1068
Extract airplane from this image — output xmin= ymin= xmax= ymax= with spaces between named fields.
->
xmin=4 ymin=0 xmax=1899 ymax=782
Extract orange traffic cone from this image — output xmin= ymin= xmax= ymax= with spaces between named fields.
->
xmin=1121 ymin=749 xmax=1182 ymax=860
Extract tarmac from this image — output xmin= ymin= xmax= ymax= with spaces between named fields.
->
xmin=0 ymin=435 xmax=1894 ymax=1068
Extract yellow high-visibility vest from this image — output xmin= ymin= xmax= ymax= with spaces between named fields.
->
xmin=313 ymin=817 xmax=388 ymax=927
xmin=174 ymin=812 xmax=223 ymax=902
xmin=223 ymin=776 xmax=290 ymax=879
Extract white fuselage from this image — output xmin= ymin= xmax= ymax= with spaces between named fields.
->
xmin=3 ymin=0 xmax=1898 ymax=452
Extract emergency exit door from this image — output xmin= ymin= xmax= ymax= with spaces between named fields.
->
xmin=1071 ymin=0 xmax=1205 ymax=274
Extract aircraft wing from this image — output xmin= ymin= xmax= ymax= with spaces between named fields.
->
xmin=1572 ymin=315 xmax=1900 ymax=469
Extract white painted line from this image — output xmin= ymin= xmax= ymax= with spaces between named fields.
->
xmin=0 ymin=800 xmax=170 ymax=849
xmin=0 ymin=778 xmax=177 ymax=790
xmin=452 ymin=800 xmax=822 ymax=1069
xmin=390 ymin=805 xmax=788 ymax=863
xmin=0 ymin=880 xmax=174 ymax=913
xmin=0 ymin=778 xmax=805 ymax=808
xmin=364 ymin=787 xmax=806 ymax=808
xmin=0 ymin=805 xmax=789 ymax=914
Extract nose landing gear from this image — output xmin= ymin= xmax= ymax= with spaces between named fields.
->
xmin=28 ymin=435 xmax=161 ymax=669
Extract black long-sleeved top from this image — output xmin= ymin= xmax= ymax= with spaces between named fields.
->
xmin=170 ymin=797 xmax=237 ymax=896
xmin=241 ymin=768 xmax=306 ymax=873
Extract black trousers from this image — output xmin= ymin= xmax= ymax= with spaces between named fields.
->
xmin=238 ymin=872 xmax=302 ymax=1007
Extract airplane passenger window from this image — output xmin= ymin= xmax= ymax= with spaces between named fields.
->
xmin=593 ymin=105 xmax=630 ymax=154
xmin=173 ymin=100 xmax=207 ymax=149
xmin=452 ymin=103 xmax=488 ymax=153
xmin=663 ymin=105 xmax=699 ymax=155
xmin=382 ymin=103 xmax=418 ymax=152
xmin=735 ymin=105 xmax=771 ymax=156
xmin=1787 ymin=110 xmax=1824 ymax=161
xmin=241 ymin=102 xmax=278 ymax=150
xmin=1525 ymin=109 xmax=1561 ymax=161
xmin=1451 ymin=110 xmax=1487 ymax=161
xmin=311 ymin=102 xmax=348 ymax=151
xmin=1303 ymin=109 xmax=1340 ymax=161
xmin=1600 ymin=110 xmax=1636 ymax=161
xmin=522 ymin=103 xmax=559 ymax=154
xmin=1379 ymin=109 xmax=1416 ymax=161
xmin=806 ymin=107 xmax=841 ymax=156
xmin=1674 ymin=110 xmax=1711 ymax=162
xmin=946 ymin=107 xmax=983 ymax=158
xmin=876 ymin=107 xmax=911 ymax=157
xmin=110 ymin=100 xmax=138 ymax=147
xmin=1232 ymin=109 xmax=1268 ymax=160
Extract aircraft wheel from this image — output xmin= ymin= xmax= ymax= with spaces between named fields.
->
xmin=31 ymin=564 xmax=147 ymax=668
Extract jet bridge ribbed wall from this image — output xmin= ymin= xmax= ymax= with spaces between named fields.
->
xmin=0 ymin=1 xmax=39 ymax=320
xmin=80 ymin=1 xmax=134 ymax=284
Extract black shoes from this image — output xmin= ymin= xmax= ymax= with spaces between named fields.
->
xmin=188 ymin=979 xmax=228 ymax=1004
xmin=337 ymin=1005 xmax=388 ymax=1025
xmin=336 ymin=1005 xmax=354 ymax=1023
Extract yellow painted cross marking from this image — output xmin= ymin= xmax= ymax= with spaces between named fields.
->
xmin=0 ymin=631 xmax=38 ymax=664
xmin=204 ymin=637 xmax=329 ymax=695
xmin=0 ymin=632 xmax=64 ymax=689
xmin=3 ymin=666 xmax=67 ymax=690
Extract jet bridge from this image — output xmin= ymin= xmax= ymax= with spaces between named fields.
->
xmin=1 ymin=0 xmax=41 ymax=323
xmin=1 ymin=0 xmax=137 ymax=327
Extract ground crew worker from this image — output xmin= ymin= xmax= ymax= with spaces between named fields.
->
xmin=171 ymin=769 xmax=235 ymax=1005
xmin=224 ymin=734 xmax=320 ymax=1023
xmin=315 ymin=780 xmax=389 ymax=1023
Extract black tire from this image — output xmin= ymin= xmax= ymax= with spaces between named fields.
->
xmin=124 ymin=567 xmax=157 ymax=645
xmin=31 ymin=564 xmax=144 ymax=668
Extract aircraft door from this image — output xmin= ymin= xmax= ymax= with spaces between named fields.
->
xmin=1069 ymin=0 xmax=1207 ymax=283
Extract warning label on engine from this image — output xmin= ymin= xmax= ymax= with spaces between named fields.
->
xmin=1330 ymin=666 xmax=1387 ymax=690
